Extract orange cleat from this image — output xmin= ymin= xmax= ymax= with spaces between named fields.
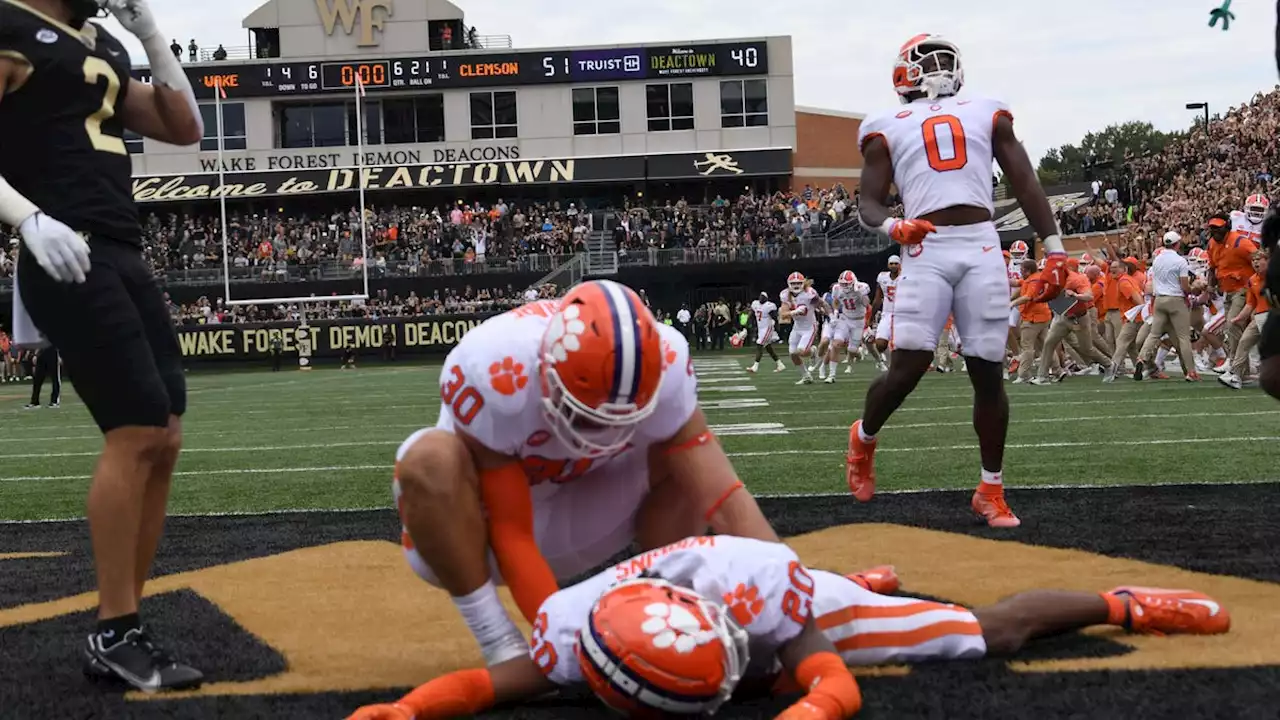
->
xmin=846 ymin=420 xmax=877 ymax=502
xmin=972 ymin=486 xmax=1021 ymax=528
xmin=847 ymin=565 xmax=900 ymax=594
xmin=1107 ymin=586 xmax=1231 ymax=635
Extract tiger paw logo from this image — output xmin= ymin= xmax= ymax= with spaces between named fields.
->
xmin=545 ymin=304 xmax=586 ymax=364
xmin=661 ymin=341 xmax=677 ymax=370
xmin=489 ymin=357 xmax=529 ymax=396
xmin=640 ymin=602 xmax=717 ymax=653
xmin=723 ymin=584 xmax=764 ymax=626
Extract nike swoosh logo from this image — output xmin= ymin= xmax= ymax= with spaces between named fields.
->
xmin=983 ymin=246 xmax=996 ymax=252
xmin=1184 ymin=598 xmax=1221 ymax=616
xmin=108 ymin=49 xmax=121 ymax=57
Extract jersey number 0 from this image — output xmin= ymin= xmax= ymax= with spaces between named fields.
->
xmin=921 ymin=115 xmax=967 ymax=172
xmin=82 ymin=57 xmax=127 ymax=156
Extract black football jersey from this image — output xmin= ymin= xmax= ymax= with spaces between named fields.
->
xmin=0 ymin=1 xmax=138 ymax=245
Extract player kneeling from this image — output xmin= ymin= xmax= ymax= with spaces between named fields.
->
xmin=392 ymin=280 xmax=778 ymax=668
xmin=346 ymin=537 xmax=1229 ymax=720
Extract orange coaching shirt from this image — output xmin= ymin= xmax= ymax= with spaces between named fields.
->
xmin=1212 ymin=233 xmax=1258 ymax=293
xmin=1018 ymin=283 xmax=1051 ymax=323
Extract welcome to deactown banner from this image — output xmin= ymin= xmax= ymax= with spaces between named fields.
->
xmin=176 ymin=314 xmax=491 ymax=362
xmin=131 ymin=149 xmax=793 ymax=203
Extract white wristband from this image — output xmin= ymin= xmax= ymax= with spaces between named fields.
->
xmin=0 ymin=173 xmax=39 ymax=228
xmin=878 ymin=218 xmax=901 ymax=238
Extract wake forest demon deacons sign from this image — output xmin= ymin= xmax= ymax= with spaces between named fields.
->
xmin=130 ymin=149 xmax=793 ymax=203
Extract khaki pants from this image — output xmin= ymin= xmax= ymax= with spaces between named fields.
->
xmin=1104 ymin=310 xmax=1123 ymax=350
xmin=1017 ymin=320 xmax=1053 ymax=380
xmin=1110 ymin=319 xmax=1142 ymax=369
xmin=1224 ymin=289 xmax=1249 ymax=359
xmin=1090 ymin=312 xmax=1114 ymax=358
xmin=1230 ymin=311 xmax=1269 ymax=376
xmin=1139 ymin=296 xmax=1197 ymax=375
xmin=1038 ymin=313 xmax=1110 ymax=378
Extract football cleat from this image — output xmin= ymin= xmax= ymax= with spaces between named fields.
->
xmin=972 ymin=487 xmax=1020 ymax=528
xmin=1107 ymin=587 xmax=1230 ymax=635
xmin=847 ymin=566 xmax=900 ymax=595
xmin=84 ymin=629 xmax=204 ymax=693
xmin=846 ymin=420 xmax=877 ymax=502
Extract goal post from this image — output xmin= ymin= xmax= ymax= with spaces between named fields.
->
xmin=215 ymin=76 xmax=371 ymax=308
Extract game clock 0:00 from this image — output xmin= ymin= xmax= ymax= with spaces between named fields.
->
xmin=320 ymin=61 xmax=391 ymax=91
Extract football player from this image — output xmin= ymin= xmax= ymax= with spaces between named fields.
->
xmin=0 ymin=0 xmax=204 ymax=691
xmin=1260 ymin=203 xmax=1280 ymax=399
xmin=848 ymin=34 xmax=1066 ymax=527
xmin=1230 ymin=194 xmax=1268 ymax=242
xmin=747 ymin=291 xmax=786 ymax=374
xmin=869 ymin=255 xmax=901 ymax=372
xmin=780 ymin=272 xmax=828 ymax=385
xmin=392 ymin=280 xmax=780 ymax=668
xmin=816 ymin=285 xmax=836 ymax=379
xmin=824 ymin=271 xmax=871 ymax=383
xmin=346 ymin=536 xmax=1229 ymax=720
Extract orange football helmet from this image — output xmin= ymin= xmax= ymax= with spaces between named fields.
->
xmin=1245 ymin=194 xmax=1270 ymax=224
xmin=577 ymin=577 xmax=750 ymax=718
xmin=893 ymin=33 xmax=964 ymax=103
xmin=837 ymin=270 xmax=856 ymax=289
xmin=787 ymin=272 xmax=805 ymax=293
xmin=1009 ymin=240 xmax=1029 ymax=259
xmin=539 ymin=280 xmax=664 ymax=458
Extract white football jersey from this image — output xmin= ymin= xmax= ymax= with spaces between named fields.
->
xmin=780 ymin=287 xmax=821 ymax=329
xmin=831 ymin=282 xmax=870 ymax=321
xmin=1229 ymin=210 xmax=1263 ymax=242
xmin=436 ymin=300 xmax=699 ymax=483
xmin=530 ymin=536 xmax=811 ymax=686
xmin=858 ymin=95 xmax=1011 ymax=220
xmin=876 ymin=271 xmax=899 ymax=311
xmin=1007 ymin=259 xmax=1023 ymax=288
xmin=751 ymin=300 xmax=777 ymax=333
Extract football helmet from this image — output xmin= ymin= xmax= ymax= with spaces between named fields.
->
xmin=1009 ymin=240 xmax=1029 ymax=259
xmin=1188 ymin=247 xmax=1209 ymax=270
xmin=787 ymin=272 xmax=805 ymax=293
xmin=1079 ymin=252 xmax=1094 ymax=267
xmin=838 ymin=270 xmax=856 ymax=289
xmin=1245 ymin=194 xmax=1270 ymax=224
xmin=539 ymin=280 xmax=664 ymax=458
xmin=577 ymin=577 xmax=750 ymax=717
xmin=893 ymin=34 xmax=964 ymax=103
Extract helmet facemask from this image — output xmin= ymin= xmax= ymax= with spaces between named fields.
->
xmin=896 ymin=40 xmax=964 ymax=103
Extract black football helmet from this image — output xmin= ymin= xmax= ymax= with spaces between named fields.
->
xmin=67 ymin=0 xmax=108 ymax=28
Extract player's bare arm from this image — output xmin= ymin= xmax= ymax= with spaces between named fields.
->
xmin=856 ymin=137 xmax=894 ymax=230
xmin=346 ymin=656 xmax=554 ymax=720
xmin=774 ymin=618 xmax=862 ymax=719
xmin=455 ymin=430 xmax=559 ymax=623
xmin=643 ymin=407 xmax=779 ymax=546
xmin=992 ymin=116 xmax=1056 ymax=243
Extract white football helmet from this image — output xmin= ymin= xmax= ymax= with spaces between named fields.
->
xmin=1010 ymin=240 xmax=1029 ymax=260
xmin=787 ymin=272 xmax=805 ymax=293
xmin=893 ymin=34 xmax=964 ymax=103
xmin=1245 ymin=194 xmax=1270 ymax=224
xmin=838 ymin=270 xmax=856 ymax=289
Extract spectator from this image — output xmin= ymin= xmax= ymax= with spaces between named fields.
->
xmin=213 ymin=44 xmax=227 ymax=61
xmin=170 ymin=39 xmax=181 ymax=60
xmin=188 ymin=39 xmax=198 ymax=62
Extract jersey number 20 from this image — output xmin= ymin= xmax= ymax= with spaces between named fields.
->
xmin=82 ymin=57 xmax=127 ymax=156
xmin=922 ymin=115 xmax=967 ymax=172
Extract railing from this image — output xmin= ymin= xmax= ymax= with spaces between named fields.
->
xmin=467 ymin=34 xmax=513 ymax=50
xmin=616 ymin=234 xmax=891 ymax=269
xmin=197 ymin=46 xmax=259 ymax=62
xmin=193 ymin=33 xmax=512 ymax=63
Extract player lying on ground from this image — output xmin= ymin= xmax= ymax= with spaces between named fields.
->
xmin=393 ymin=280 xmax=778 ymax=667
xmin=346 ymin=536 xmax=1230 ymax=720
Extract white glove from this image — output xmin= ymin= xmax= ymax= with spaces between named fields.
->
xmin=106 ymin=0 xmax=159 ymax=41
xmin=18 ymin=213 xmax=92 ymax=284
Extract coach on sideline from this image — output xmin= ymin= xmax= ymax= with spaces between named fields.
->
xmin=1136 ymin=232 xmax=1199 ymax=382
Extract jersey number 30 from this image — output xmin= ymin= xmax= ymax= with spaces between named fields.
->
xmin=82 ymin=57 xmax=127 ymax=156
xmin=922 ymin=115 xmax=967 ymax=172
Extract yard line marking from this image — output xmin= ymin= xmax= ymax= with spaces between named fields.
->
xmin=701 ymin=398 xmax=770 ymax=410
xmin=705 ymin=394 xmax=1267 ymax=417
xmin=4 ymin=478 xmax=1276 ymax=524
xmin=698 ymin=385 xmax=760 ymax=393
xmin=0 ymin=464 xmax=390 ymax=483
xmin=723 ymin=436 xmax=1280 ymax=458
xmin=711 ymin=423 xmax=790 ymax=436
xmin=784 ymin=409 xmax=1280 ymax=432
xmin=0 ymin=440 xmax=403 ymax=460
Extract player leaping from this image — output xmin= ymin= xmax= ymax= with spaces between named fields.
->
xmin=846 ymin=34 xmax=1067 ymax=527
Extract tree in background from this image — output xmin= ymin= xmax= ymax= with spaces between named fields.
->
xmin=1037 ymin=121 xmax=1176 ymax=185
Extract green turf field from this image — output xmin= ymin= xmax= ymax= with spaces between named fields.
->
xmin=1 ymin=353 xmax=1274 ymax=522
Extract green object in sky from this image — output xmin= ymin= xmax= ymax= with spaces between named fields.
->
xmin=1209 ymin=0 xmax=1235 ymax=30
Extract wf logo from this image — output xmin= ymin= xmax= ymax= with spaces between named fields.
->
xmin=314 ymin=0 xmax=393 ymax=47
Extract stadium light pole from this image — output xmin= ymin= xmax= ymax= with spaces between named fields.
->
xmin=1185 ymin=102 xmax=1209 ymax=127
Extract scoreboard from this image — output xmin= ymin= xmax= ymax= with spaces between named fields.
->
xmin=134 ymin=41 xmax=769 ymax=100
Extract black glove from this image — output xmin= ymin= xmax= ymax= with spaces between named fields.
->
xmin=1261 ymin=201 xmax=1280 ymax=252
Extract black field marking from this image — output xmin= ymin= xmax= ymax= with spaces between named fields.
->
xmin=0 ymin=484 xmax=1277 ymax=718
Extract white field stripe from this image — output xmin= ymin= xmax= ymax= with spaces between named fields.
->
xmin=4 ymin=478 xmax=1278 ymax=524
xmin=0 ymin=440 xmax=403 ymax=460
xmin=4 ymin=436 xmax=1278 ymax=482
xmin=785 ymin=409 xmax=1280 ymax=432
xmin=706 ymin=394 xmax=1263 ymax=417
xmin=722 ymin=436 xmax=1280 ymax=458
xmin=0 ymin=422 xmax=428 ymax=444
